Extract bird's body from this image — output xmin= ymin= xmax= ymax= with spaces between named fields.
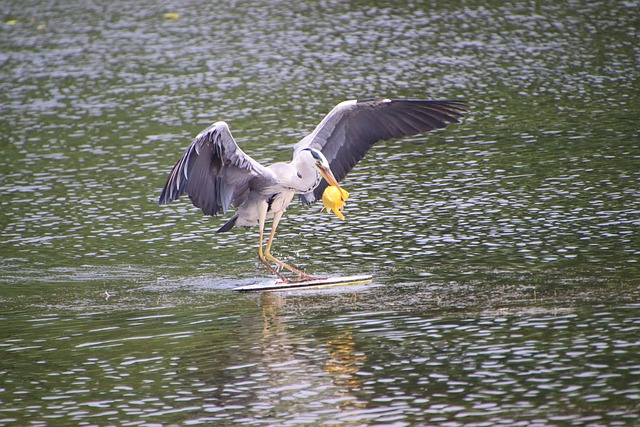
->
xmin=159 ymin=98 xmax=468 ymax=282
xmin=216 ymin=147 xmax=329 ymax=231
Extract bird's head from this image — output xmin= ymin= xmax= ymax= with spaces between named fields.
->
xmin=301 ymin=148 xmax=341 ymax=188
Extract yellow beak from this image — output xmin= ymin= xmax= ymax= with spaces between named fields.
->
xmin=318 ymin=165 xmax=341 ymax=189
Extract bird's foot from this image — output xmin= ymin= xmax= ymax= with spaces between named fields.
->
xmin=273 ymin=274 xmax=325 ymax=285
xmin=290 ymin=274 xmax=326 ymax=283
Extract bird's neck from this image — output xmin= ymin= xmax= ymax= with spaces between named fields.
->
xmin=287 ymin=159 xmax=322 ymax=194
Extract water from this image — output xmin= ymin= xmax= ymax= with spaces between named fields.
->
xmin=1 ymin=298 xmax=639 ymax=426
xmin=1 ymin=0 xmax=639 ymax=425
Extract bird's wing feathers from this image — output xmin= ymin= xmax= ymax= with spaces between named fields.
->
xmin=158 ymin=121 xmax=269 ymax=216
xmin=295 ymin=98 xmax=469 ymax=203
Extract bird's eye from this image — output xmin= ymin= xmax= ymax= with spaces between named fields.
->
xmin=297 ymin=172 xmax=302 ymax=179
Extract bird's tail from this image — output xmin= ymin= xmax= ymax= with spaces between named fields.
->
xmin=216 ymin=214 xmax=238 ymax=233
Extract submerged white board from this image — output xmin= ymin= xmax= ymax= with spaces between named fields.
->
xmin=232 ymin=274 xmax=373 ymax=292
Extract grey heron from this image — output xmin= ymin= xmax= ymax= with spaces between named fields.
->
xmin=159 ymin=98 xmax=468 ymax=282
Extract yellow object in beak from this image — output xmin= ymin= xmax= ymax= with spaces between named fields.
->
xmin=322 ymin=185 xmax=349 ymax=220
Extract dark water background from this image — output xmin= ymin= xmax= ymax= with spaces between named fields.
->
xmin=1 ymin=0 xmax=639 ymax=425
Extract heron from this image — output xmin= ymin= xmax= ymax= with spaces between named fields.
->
xmin=159 ymin=98 xmax=468 ymax=282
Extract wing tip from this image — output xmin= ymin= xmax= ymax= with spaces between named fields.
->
xmin=195 ymin=120 xmax=231 ymax=140
xmin=158 ymin=186 xmax=179 ymax=205
xmin=216 ymin=213 xmax=238 ymax=232
xmin=356 ymin=97 xmax=392 ymax=105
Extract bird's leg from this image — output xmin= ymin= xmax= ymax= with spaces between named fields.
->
xmin=257 ymin=202 xmax=288 ymax=282
xmin=265 ymin=211 xmax=314 ymax=282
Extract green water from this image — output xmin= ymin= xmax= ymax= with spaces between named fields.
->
xmin=1 ymin=0 xmax=639 ymax=425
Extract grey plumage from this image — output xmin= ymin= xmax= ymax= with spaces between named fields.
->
xmin=158 ymin=121 xmax=269 ymax=216
xmin=159 ymin=97 xmax=468 ymax=281
xmin=294 ymin=99 xmax=468 ymax=204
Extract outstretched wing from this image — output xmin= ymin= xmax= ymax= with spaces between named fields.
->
xmin=294 ymin=98 xmax=469 ymax=203
xmin=158 ymin=121 xmax=269 ymax=216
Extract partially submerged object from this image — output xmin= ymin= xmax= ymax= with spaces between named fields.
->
xmin=232 ymin=274 xmax=373 ymax=292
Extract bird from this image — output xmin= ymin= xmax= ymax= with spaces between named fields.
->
xmin=159 ymin=98 xmax=468 ymax=282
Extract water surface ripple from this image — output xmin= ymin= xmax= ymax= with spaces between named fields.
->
xmin=1 ymin=300 xmax=639 ymax=426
